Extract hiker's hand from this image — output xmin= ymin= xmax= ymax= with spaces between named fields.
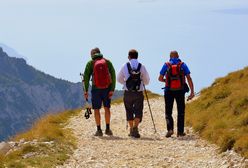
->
xmin=108 ymin=91 xmax=114 ymax=98
xmin=84 ymin=92 xmax=88 ymax=99
xmin=187 ymin=92 xmax=195 ymax=101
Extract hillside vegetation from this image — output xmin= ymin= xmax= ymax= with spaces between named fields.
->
xmin=0 ymin=109 xmax=79 ymax=168
xmin=186 ymin=66 xmax=248 ymax=158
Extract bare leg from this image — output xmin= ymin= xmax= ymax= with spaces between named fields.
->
xmin=93 ymin=109 xmax=103 ymax=136
xmin=104 ymin=107 xmax=113 ymax=135
xmin=132 ymin=118 xmax=141 ymax=138
xmin=94 ymin=109 xmax=101 ymax=126
xmin=104 ymin=107 xmax=111 ymax=125
xmin=134 ymin=118 xmax=140 ymax=128
xmin=128 ymin=120 xmax=134 ymax=136
xmin=128 ymin=120 xmax=134 ymax=129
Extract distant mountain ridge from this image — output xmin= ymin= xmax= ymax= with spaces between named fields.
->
xmin=0 ymin=43 xmax=26 ymax=60
xmin=0 ymin=47 xmax=123 ymax=141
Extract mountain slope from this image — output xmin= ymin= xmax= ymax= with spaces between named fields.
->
xmin=0 ymin=47 xmax=123 ymax=141
xmin=0 ymin=47 xmax=85 ymax=141
xmin=186 ymin=66 xmax=248 ymax=158
xmin=0 ymin=43 xmax=26 ymax=59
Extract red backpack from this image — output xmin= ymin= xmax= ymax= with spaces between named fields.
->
xmin=93 ymin=58 xmax=112 ymax=89
xmin=165 ymin=61 xmax=185 ymax=91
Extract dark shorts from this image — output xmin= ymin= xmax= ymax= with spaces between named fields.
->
xmin=91 ymin=88 xmax=111 ymax=109
xmin=124 ymin=91 xmax=144 ymax=122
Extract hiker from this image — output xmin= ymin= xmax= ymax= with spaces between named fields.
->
xmin=117 ymin=49 xmax=150 ymax=138
xmin=158 ymin=50 xmax=194 ymax=138
xmin=83 ymin=47 xmax=116 ymax=136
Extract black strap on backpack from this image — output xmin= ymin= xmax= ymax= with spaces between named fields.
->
xmin=126 ymin=62 xmax=142 ymax=91
xmin=127 ymin=62 xmax=142 ymax=74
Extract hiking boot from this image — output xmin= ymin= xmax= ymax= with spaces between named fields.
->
xmin=132 ymin=127 xmax=140 ymax=138
xmin=165 ymin=130 xmax=174 ymax=138
xmin=177 ymin=132 xmax=186 ymax=137
xmin=105 ymin=129 xmax=113 ymax=136
xmin=94 ymin=129 xmax=103 ymax=136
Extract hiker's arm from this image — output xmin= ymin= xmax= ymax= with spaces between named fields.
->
xmin=158 ymin=75 xmax=165 ymax=82
xmin=83 ymin=61 xmax=93 ymax=92
xmin=186 ymin=74 xmax=195 ymax=100
xmin=158 ymin=64 xmax=167 ymax=82
xmin=141 ymin=66 xmax=150 ymax=85
xmin=108 ymin=61 xmax=116 ymax=92
xmin=117 ymin=66 xmax=125 ymax=84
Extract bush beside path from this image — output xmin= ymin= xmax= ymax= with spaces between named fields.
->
xmin=58 ymin=97 xmax=247 ymax=168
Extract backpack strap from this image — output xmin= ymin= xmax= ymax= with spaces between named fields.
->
xmin=127 ymin=62 xmax=132 ymax=75
xmin=176 ymin=62 xmax=181 ymax=75
xmin=136 ymin=63 xmax=142 ymax=72
xmin=177 ymin=62 xmax=184 ymax=75
xmin=178 ymin=61 xmax=184 ymax=69
xmin=165 ymin=62 xmax=171 ymax=70
xmin=165 ymin=62 xmax=170 ymax=88
xmin=165 ymin=62 xmax=172 ymax=77
xmin=127 ymin=62 xmax=142 ymax=73
xmin=178 ymin=62 xmax=185 ymax=87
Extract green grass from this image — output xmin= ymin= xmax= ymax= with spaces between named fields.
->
xmin=0 ymin=109 xmax=80 ymax=168
xmin=186 ymin=66 xmax=248 ymax=158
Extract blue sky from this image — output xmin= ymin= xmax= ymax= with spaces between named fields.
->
xmin=1 ymin=0 xmax=248 ymax=94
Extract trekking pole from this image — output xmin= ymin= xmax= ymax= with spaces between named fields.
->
xmin=143 ymin=84 xmax=157 ymax=133
xmin=195 ymin=91 xmax=200 ymax=96
xmin=80 ymin=73 xmax=92 ymax=119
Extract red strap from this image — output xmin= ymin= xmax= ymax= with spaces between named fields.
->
xmin=178 ymin=61 xmax=184 ymax=68
xmin=165 ymin=62 xmax=171 ymax=68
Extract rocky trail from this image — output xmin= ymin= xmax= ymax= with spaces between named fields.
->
xmin=58 ymin=97 xmax=247 ymax=168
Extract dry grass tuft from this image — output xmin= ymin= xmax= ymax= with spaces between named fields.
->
xmin=0 ymin=109 xmax=80 ymax=168
xmin=186 ymin=66 xmax=248 ymax=158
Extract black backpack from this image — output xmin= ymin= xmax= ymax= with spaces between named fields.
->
xmin=126 ymin=62 xmax=142 ymax=91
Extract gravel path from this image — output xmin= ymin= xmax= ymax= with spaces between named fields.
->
xmin=58 ymin=97 xmax=248 ymax=168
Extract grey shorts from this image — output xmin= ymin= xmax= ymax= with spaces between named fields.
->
xmin=124 ymin=91 xmax=144 ymax=122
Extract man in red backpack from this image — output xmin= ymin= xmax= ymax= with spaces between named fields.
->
xmin=83 ymin=47 xmax=116 ymax=136
xmin=158 ymin=51 xmax=194 ymax=138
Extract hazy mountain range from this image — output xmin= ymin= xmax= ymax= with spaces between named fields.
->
xmin=0 ymin=45 xmax=123 ymax=141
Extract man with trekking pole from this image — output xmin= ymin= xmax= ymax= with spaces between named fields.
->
xmin=83 ymin=47 xmax=116 ymax=136
xmin=158 ymin=51 xmax=194 ymax=138
xmin=117 ymin=49 xmax=150 ymax=138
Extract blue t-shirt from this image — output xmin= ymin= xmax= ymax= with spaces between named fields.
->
xmin=160 ymin=58 xmax=190 ymax=76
